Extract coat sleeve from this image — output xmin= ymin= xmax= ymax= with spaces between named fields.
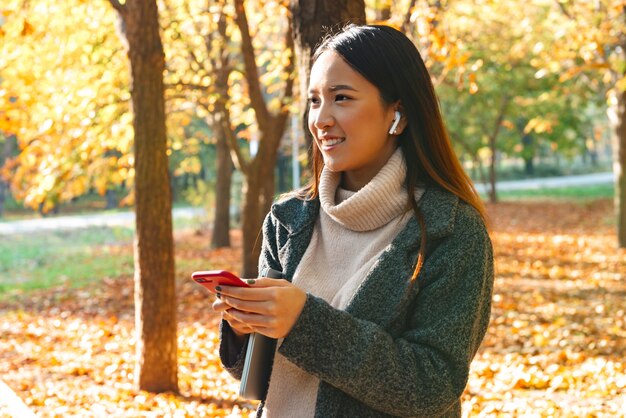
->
xmin=218 ymin=211 xmax=281 ymax=379
xmin=278 ymin=215 xmax=494 ymax=417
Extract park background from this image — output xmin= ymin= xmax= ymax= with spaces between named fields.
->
xmin=0 ymin=0 xmax=624 ymax=416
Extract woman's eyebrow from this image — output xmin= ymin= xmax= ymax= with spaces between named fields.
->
xmin=329 ymin=84 xmax=357 ymax=92
xmin=308 ymin=84 xmax=358 ymax=95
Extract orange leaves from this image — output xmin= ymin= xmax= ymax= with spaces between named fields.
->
xmin=0 ymin=201 xmax=624 ymax=415
xmin=20 ymin=19 xmax=34 ymax=36
xmin=543 ymin=0 xmax=624 ymax=91
xmin=462 ymin=199 xmax=626 ymax=415
xmin=0 ymin=0 xmax=131 ymax=211
xmin=0 ymin=229 xmax=254 ymax=416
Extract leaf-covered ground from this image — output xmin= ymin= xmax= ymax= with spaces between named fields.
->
xmin=1 ymin=199 xmax=624 ymax=417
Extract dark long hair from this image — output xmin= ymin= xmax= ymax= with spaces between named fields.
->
xmin=305 ymin=24 xmax=487 ymax=284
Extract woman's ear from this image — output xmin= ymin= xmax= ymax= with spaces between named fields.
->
xmin=388 ymin=110 xmax=402 ymax=135
xmin=388 ymin=104 xmax=407 ymax=136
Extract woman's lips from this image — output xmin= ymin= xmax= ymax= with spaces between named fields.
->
xmin=319 ymin=137 xmax=346 ymax=149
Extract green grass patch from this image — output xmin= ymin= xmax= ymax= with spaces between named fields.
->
xmin=0 ymin=227 xmax=134 ymax=300
xmin=482 ymin=183 xmax=614 ymax=201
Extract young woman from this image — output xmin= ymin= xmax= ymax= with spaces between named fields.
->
xmin=213 ymin=24 xmax=494 ymax=417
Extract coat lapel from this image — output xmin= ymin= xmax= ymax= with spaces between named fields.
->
xmin=271 ymin=196 xmax=319 ymax=281
xmin=344 ymin=188 xmax=459 ymax=327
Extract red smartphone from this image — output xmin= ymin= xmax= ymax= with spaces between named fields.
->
xmin=191 ymin=270 xmax=250 ymax=294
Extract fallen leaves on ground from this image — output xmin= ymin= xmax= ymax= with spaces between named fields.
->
xmin=464 ymin=200 xmax=626 ymax=416
xmin=1 ymin=200 xmax=624 ymax=417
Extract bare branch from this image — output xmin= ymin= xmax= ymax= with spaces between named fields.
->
xmin=553 ymin=0 xmax=573 ymax=19
xmin=401 ymin=0 xmax=417 ymax=34
xmin=280 ymin=22 xmax=296 ymax=108
xmin=271 ymin=22 xmax=296 ymax=145
xmin=165 ymin=82 xmax=211 ymax=91
xmin=215 ymin=100 xmax=250 ymax=175
xmin=233 ymin=0 xmax=270 ymax=132
xmin=108 ymin=0 xmax=125 ymax=14
xmin=489 ymin=94 xmax=511 ymax=143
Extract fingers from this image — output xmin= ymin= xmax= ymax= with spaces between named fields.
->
xmin=212 ymin=288 xmax=274 ymax=317
xmin=216 ymin=278 xmax=289 ymax=299
xmin=224 ymin=308 xmax=274 ymax=329
xmin=223 ymin=311 xmax=255 ymax=335
xmin=222 ymin=295 xmax=275 ymax=316
xmin=211 ymin=279 xmax=307 ymax=339
xmin=252 ymin=277 xmax=291 ymax=287
xmin=213 ymin=300 xmax=255 ymax=335
xmin=212 ymin=298 xmax=232 ymax=313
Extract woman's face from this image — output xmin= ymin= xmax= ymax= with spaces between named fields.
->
xmin=308 ymin=51 xmax=400 ymax=191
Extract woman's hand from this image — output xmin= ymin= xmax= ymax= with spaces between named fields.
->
xmin=212 ymin=297 xmax=255 ymax=338
xmin=212 ymin=278 xmax=307 ymax=339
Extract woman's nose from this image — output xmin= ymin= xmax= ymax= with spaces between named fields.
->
xmin=312 ymin=104 xmax=335 ymax=130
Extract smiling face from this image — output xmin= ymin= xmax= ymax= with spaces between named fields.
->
xmin=307 ymin=51 xmax=401 ymax=191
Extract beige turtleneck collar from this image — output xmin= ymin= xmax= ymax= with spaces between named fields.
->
xmin=318 ymin=148 xmax=416 ymax=231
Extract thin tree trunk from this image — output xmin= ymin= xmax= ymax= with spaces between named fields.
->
xmin=475 ymin=156 xmax=488 ymax=188
xmin=212 ymin=117 xmax=233 ymax=248
xmin=241 ymin=168 xmax=263 ymax=277
xmin=0 ymin=179 xmax=5 ymax=218
xmin=261 ymin=144 xmax=279 ymax=216
xmin=241 ymin=131 xmax=281 ymax=277
xmin=613 ymin=84 xmax=626 ymax=247
xmin=231 ymin=0 xmax=295 ymax=278
xmin=105 ymin=189 xmax=118 ymax=209
xmin=488 ymin=136 xmax=497 ymax=203
xmin=109 ymin=0 xmax=178 ymax=393
xmin=616 ymin=24 xmax=626 ymax=248
xmin=0 ymin=135 xmax=15 ymax=218
xmin=374 ymin=1 xmax=391 ymax=21
xmin=487 ymin=94 xmax=510 ymax=203
xmin=210 ymin=5 xmax=233 ymax=249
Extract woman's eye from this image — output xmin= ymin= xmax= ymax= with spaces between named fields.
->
xmin=335 ymin=95 xmax=350 ymax=102
xmin=307 ymin=97 xmax=320 ymax=106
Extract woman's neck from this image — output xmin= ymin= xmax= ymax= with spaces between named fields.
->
xmin=339 ymin=146 xmax=399 ymax=191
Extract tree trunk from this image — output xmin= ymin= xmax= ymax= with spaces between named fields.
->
xmin=212 ymin=117 xmax=233 ymax=248
xmin=109 ymin=0 xmax=178 ymax=393
xmin=374 ymin=2 xmax=391 ymax=21
xmin=210 ymin=6 xmax=233 ymax=249
xmin=0 ymin=135 xmax=16 ymax=218
xmin=240 ymin=132 xmax=281 ymax=277
xmin=261 ymin=147 xmax=279 ymax=218
xmin=105 ymin=189 xmax=118 ymax=209
xmin=230 ymin=0 xmax=295 ymax=277
xmin=488 ymin=136 xmax=497 ymax=203
xmin=613 ymin=85 xmax=626 ymax=248
xmin=241 ymin=166 xmax=263 ymax=277
xmin=487 ymin=94 xmax=510 ymax=203
xmin=0 ymin=176 xmax=5 ymax=218
xmin=289 ymin=0 xmax=366 ymax=147
xmin=475 ymin=155 xmax=488 ymax=188
xmin=524 ymin=157 xmax=534 ymax=176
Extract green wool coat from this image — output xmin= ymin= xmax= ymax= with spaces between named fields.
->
xmin=219 ymin=187 xmax=494 ymax=417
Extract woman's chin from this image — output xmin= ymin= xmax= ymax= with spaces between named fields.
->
xmin=322 ymin=160 xmax=342 ymax=173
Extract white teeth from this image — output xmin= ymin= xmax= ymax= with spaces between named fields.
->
xmin=322 ymin=138 xmax=345 ymax=146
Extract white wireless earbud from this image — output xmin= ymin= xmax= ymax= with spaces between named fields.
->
xmin=388 ymin=111 xmax=401 ymax=135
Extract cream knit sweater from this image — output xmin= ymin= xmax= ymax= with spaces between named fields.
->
xmin=262 ymin=149 xmax=423 ymax=417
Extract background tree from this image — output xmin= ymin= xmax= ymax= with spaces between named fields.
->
xmin=161 ymin=0 xmax=299 ymax=275
xmin=543 ymin=0 xmax=626 ymax=247
xmin=108 ymin=0 xmax=178 ymax=393
xmin=162 ymin=0 xmax=236 ymax=248
xmin=395 ymin=0 xmax=599 ymax=202
xmin=228 ymin=0 xmax=295 ymax=277
xmin=0 ymin=0 xmax=132 ymax=213
xmin=0 ymin=134 xmax=17 ymax=218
